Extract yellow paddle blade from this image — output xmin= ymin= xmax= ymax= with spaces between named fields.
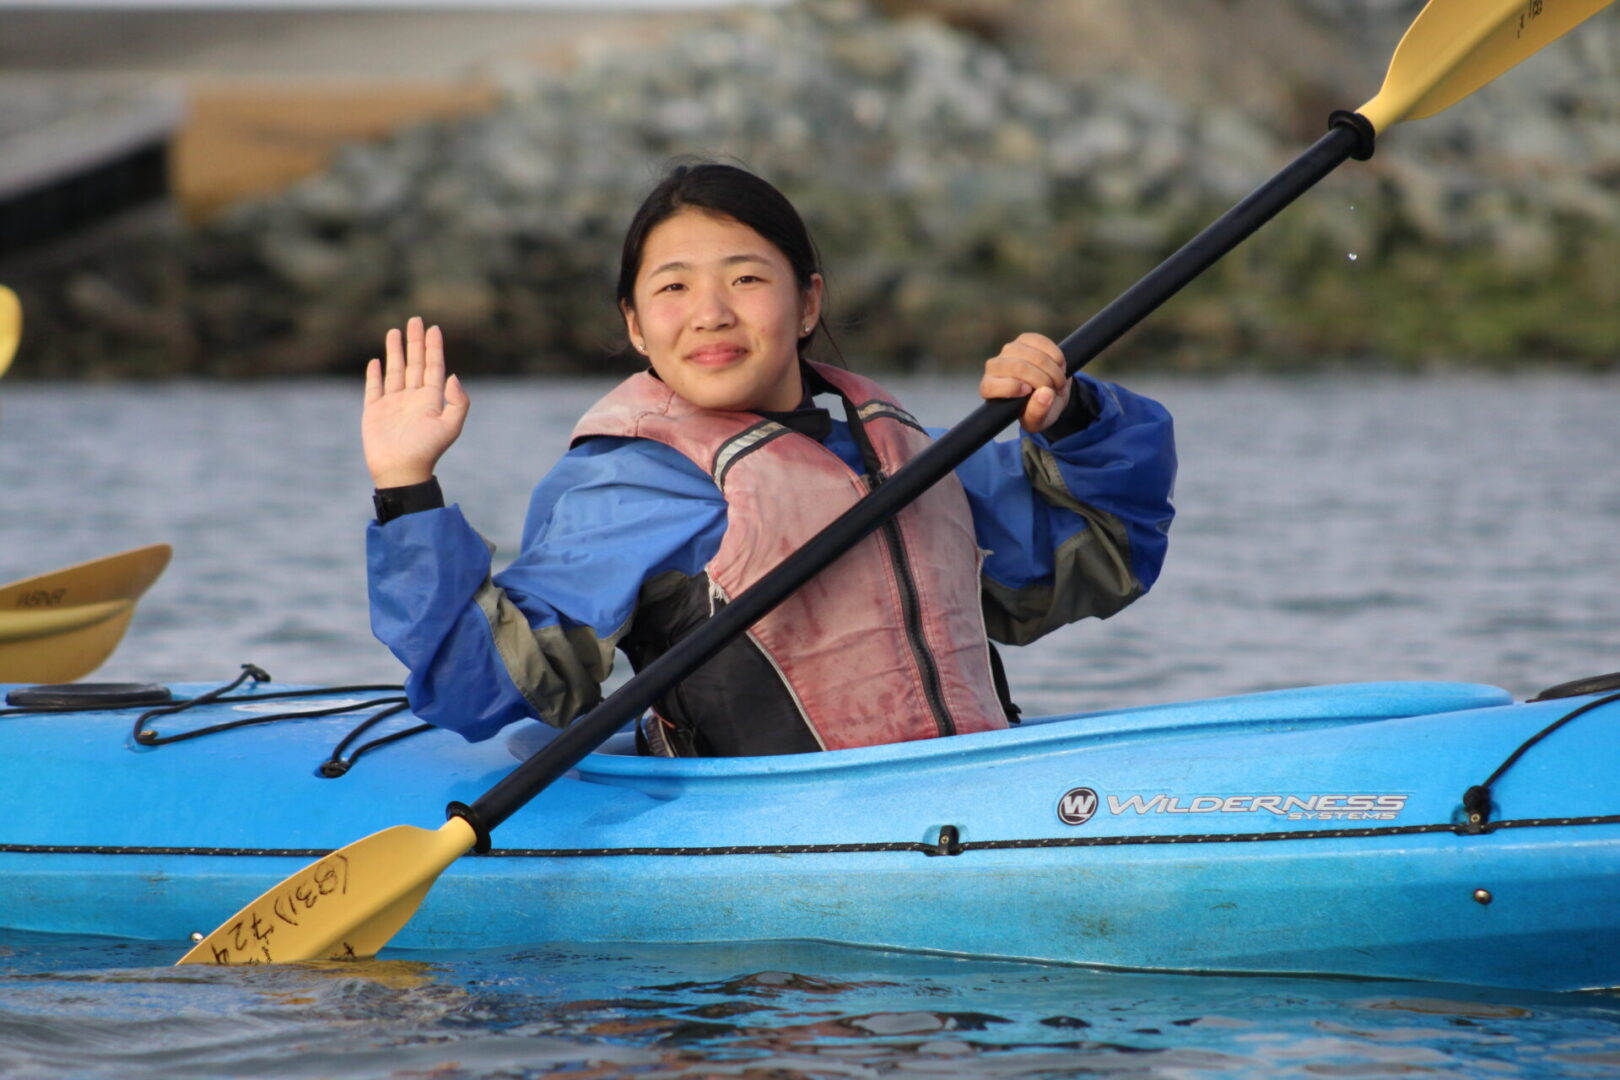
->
xmin=0 ymin=607 xmax=138 ymax=685
xmin=0 ymin=599 xmax=132 ymax=641
xmin=0 ymin=544 xmax=171 ymax=683
xmin=1358 ymin=0 xmax=1616 ymax=134
xmin=0 ymin=284 xmax=17 ymax=378
xmin=176 ymin=817 xmax=478 ymax=965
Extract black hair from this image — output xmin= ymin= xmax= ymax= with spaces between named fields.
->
xmin=616 ymin=162 xmax=831 ymax=358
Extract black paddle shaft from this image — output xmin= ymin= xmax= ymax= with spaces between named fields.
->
xmin=458 ymin=119 xmax=1368 ymax=844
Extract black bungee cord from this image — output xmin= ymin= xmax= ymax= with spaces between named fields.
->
xmin=7 ymin=662 xmax=1619 ymax=805
xmin=1460 ymin=688 xmax=1620 ymax=833
xmin=3 ymin=663 xmax=426 ymax=778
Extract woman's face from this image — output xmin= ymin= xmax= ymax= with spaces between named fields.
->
xmin=622 ymin=208 xmax=822 ymax=414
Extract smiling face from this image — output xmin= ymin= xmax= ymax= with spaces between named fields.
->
xmin=621 ymin=208 xmax=822 ymax=414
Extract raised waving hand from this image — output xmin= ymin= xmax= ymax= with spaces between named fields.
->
xmin=362 ymin=316 xmax=470 ymax=489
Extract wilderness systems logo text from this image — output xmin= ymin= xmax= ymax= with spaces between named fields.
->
xmin=1056 ymin=789 xmax=1410 ymax=825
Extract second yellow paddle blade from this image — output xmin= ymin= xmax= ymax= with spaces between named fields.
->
xmin=177 ymin=817 xmax=477 ymax=965
xmin=0 ymin=544 xmax=171 ymax=683
xmin=0 ymin=605 xmax=137 ymax=684
xmin=1359 ymin=0 xmax=1616 ymax=134
xmin=0 ymin=284 xmax=18 ymax=378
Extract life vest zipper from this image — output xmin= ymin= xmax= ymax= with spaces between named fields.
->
xmin=800 ymin=374 xmax=958 ymax=740
xmin=868 ymin=472 xmax=956 ymax=738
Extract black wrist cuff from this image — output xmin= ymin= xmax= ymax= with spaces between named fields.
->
xmin=373 ymin=476 xmax=445 ymax=524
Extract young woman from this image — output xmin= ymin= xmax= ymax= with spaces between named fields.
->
xmin=363 ymin=163 xmax=1176 ymax=756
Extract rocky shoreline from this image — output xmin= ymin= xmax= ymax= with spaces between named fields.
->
xmin=3 ymin=0 xmax=1616 ymax=378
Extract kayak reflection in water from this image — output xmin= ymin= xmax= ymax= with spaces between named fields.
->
xmin=361 ymin=162 xmax=1176 ymax=757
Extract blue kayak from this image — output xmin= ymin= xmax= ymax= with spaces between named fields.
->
xmin=1 ymin=675 xmax=1616 ymax=990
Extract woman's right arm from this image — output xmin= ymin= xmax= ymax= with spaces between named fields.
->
xmin=365 ymin=438 xmax=727 ymax=743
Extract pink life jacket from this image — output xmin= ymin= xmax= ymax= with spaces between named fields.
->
xmin=571 ymin=362 xmax=1007 ymax=751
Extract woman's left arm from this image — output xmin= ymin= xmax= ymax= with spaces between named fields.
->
xmin=960 ymin=334 xmax=1177 ymax=645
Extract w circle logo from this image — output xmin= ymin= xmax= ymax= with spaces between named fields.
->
xmin=1057 ymin=787 xmax=1099 ymax=826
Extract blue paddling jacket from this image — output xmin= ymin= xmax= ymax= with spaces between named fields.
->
xmin=367 ymin=370 xmax=1176 ymax=751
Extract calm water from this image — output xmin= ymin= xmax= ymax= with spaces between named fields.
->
xmin=3 ymin=372 xmax=1620 ymax=1077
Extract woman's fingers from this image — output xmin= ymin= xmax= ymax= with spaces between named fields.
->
xmin=422 ymin=323 xmax=446 ymax=392
xmin=1026 ymin=385 xmax=1061 ymax=431
xmin=379 ymin=317 xmax=443 ymax=396
xmin=982 ymin=338 xmax=1062 ymax=394
xmin=979 ymin=332 xmax=1071 ymax=432
xmin=442 ymin=374 xmax=470 ymax=436
xmin=362 ymin=319 xmax=469 ymax=489
xmin=1003 ymin=333 xmax=1066 ymax=387
xmin=444 ymin=372 xmax=469 ymax=409
xmin=404 ymin=316 xmax=425 ymax=390
xmin=383 ymin=327 xmax=405 ymax=393
xmin=373 ymin=316 xmax=455 ymax=410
